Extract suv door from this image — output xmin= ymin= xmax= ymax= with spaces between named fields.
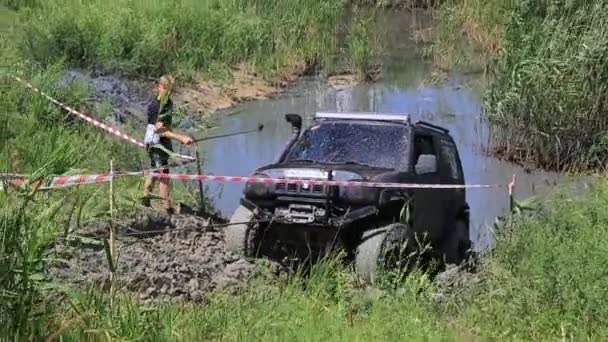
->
xmin=437 ymin=134 xmax=466 ymax=221
xmin=410 ymin=130 xmax=445 ymax=242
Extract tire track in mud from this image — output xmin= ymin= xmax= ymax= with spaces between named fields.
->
xmin=48 ymin=209 xmax=285 ymax=302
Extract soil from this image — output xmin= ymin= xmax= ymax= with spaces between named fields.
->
xmin=173 ymin=63 xmax=283 ymax=117
xmin=327 ymin=74 xmax=362 ymax=91
xmin=61 ymin=62 xmax=366 ymax=132
xmin=47 ymin=208 xmax=286 ymax=303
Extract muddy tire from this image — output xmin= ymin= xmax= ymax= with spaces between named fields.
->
xmin=224 ymin=205 xmax=256 ymax=257
xmin=444 ymin=219 xmax=471 ymax=265
xmin=355 ymin=223 xmax=414 ymax=285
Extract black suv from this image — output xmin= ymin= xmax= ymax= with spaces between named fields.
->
xmin=225 ymin=112 xmax=471 ymax=283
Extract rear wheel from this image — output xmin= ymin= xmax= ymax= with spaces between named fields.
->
xmin=355 ymin=223 xmax=416 ymax=285
xmin=443 ymin=219 xmax=471 ymax=264
xmin=224 ymin=205 xmax=258 ymax=257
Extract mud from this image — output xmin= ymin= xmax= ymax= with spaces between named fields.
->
xmin=61 ymin=70 xmax=153 ymax=126
xmin=60 ymin=62 xmax=308 ymax=131
xmin=47 ymin=209 xmax=285 ymax=303
xmin=174 ymin=63 xmax=286 ymax=116
xmin=327 ymin=73 xmax=361 ymax=90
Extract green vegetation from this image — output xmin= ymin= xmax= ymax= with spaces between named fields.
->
xmin=8 ymin=0 xmax=363 ymax=81
xmin=437 ymin=0 xmax=608 ymax=172
xmin=4 ymin=0 xmax=608 ymax=340
xmin=0 ymin=1 xmax=384 ymax=339
xmin=4 ymin=178 xmax=608 ymax=339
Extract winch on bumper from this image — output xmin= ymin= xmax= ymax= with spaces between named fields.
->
xmin=275 ymin=204 xmax=327 ymax=224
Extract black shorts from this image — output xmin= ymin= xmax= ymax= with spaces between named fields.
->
xmin=149 ymin=147 xmax=170 ymax=174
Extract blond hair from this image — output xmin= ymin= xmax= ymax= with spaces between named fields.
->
xmin=159 ymin=75 xmax=175 ymax=88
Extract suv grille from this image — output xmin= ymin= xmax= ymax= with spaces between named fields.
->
xmin=275 ymin=180 xmax=327 ymax=195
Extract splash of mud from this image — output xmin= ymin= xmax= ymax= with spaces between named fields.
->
xmin=47 ymin=209 xmax=285 ymax=303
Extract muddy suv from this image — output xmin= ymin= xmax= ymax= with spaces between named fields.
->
xmin=225 ymin=112 xmax=471 ymax=283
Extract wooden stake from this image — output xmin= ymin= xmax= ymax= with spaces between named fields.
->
xmin=109 ymin=159 xmax=116 ymax=303
xmin=508 ymin=174 xmax=516 ymax=213
xmin=196 ymin=151 xmax=205 ymax=213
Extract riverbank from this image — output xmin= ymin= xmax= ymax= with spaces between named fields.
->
xmin=4 ymin=0 xmax=384 ymax=118
xmin=435 ymin=0 xmax=608 ymax=172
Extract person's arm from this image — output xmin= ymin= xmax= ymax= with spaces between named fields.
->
xmin=156 ymin=122 xmax=194 ymax=145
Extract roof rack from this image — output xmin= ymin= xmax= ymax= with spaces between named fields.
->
xmin=415 ymin=120 xmax=449 ymax=133
xmin=315 ymin=112 xmax=411 ymax=123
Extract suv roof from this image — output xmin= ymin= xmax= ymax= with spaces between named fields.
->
xmin=315 ymin=112 xmax=411 ymax=124
xmin=314 ymin=112 xmax=450 ymax=134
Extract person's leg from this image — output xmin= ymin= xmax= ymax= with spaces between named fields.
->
xmin=159 ymin=177 xmax=173 ymax=213
xmin=157 ymin=153 xmax=173 ymax=214
xmin=142 ymin=150 xmax=160 ymax=207
xmin=142 ymin=175 xmax=156 ymax=207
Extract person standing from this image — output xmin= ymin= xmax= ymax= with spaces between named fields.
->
xmin=142 ymin=75 xmax=194 ymax=215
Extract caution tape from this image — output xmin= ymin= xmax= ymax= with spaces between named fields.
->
xmin=148 ymin=173 xmax=510 ymax=189
xmin=12 ymin=76 xmax=195 ymax=161
xmin=2 ymin=170 xmax=514 ymax=191
xmin=0 ymin=158 xmax=199 ymax=191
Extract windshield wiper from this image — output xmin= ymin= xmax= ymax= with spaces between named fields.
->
xmin=326 ymin=160 xmax=390 ymax=169
xmin=342 ymin=161 xmax=380 ymax=168
xmin=288 ymin=159 xmax=317 ymax=163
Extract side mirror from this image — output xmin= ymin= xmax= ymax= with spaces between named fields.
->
xmin=415 ymin=154 xmax=437 ymax=175
xmin=285 ymin=113 xmax=302 ymax=132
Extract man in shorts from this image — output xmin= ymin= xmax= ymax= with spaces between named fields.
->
xmin=142 ymin=75 xmax=194 ymax=215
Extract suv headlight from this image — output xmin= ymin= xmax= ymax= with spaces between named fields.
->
xmin=244 ymin=174 xmax=272 ymax=199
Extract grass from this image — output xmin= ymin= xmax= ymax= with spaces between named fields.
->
xmin=453 ymin=183 xmax=608 ymax=340
xmin=8 ymin=0 xmax=355 ymax=81
xmin=436 ymin=0 xmax=608 ymax=172
xmin=4 ymin=0 xmax=608 ymax=340
xmin=4 ymin=179 xmax=608 ymax=340
xmin=431 ymin=0 xmax=513 ymax=71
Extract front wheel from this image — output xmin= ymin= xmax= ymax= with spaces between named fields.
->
xmin=355 ymin=223 xmax=417 ymax=285
xmin=224 ymin=205 xmax=258 ymax=257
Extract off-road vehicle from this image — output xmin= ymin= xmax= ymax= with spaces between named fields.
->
xmin=225 ymin=112 xmax=471 ymax=283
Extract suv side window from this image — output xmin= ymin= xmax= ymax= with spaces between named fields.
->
xmin=413 ymin=133 xmax=438 ymax=174
xmin=439 ymin=136 xmax=462 ymax=181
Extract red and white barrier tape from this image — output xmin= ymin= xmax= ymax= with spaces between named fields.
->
xmin=12 ymin=76 xmax=195 ymax=161
xmin=148 ymin=173 xmax=511 ymax=189
xmin=1 ymin=158 xmax=199 ymax=191
xmin=3 ymin=171 xmax=513 ymax=191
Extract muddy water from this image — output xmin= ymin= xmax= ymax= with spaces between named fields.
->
xmin=193 ymin=11 xmax=570 ymax=251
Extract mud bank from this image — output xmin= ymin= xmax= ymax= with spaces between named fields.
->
xmin=63 ymin=63 xmax=366 ymax=130
xmin=47 ymin=209 xmax=285 ymax=303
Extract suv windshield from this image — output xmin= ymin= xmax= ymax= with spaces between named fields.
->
xmin=284 ymin=121 xmax=410 ymax=170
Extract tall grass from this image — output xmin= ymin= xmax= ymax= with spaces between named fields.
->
xmin=438 ymin=0 xmax=608 ymax=172
xmin=12 ymin=0 xmax=347 ymax=80
xmin=7 ymin=178 xmax=608 ymax=339
xmin=433 ymin=0 xmax=514 ymax=71
xmin=485 ymin=1 xmax=608 ymax=172
xmin=456 ymin=182 xmax=608 ymax=340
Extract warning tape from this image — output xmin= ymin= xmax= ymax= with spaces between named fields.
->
xmin=148 ymin=173 xmax=509 ymax=189
xmin=2 ymin=171 xmax=513 ymax=191
xmin=12 ymin=76 xmax=195 ymax=161
xmin=0 ymin=157 xmax=198 ymax=191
